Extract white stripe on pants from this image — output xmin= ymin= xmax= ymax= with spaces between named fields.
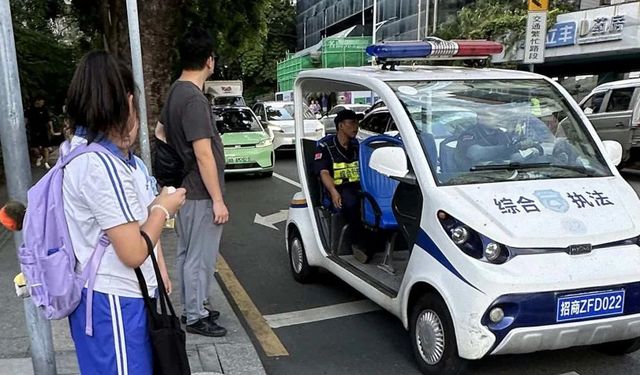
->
xmin=176 ymin=199 xmax=223 ymax=325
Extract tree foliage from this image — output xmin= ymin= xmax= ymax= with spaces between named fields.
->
xmin=437 ymin=0 xmax=579 ymax=64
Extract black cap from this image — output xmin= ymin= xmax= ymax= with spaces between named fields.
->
xmin=334 ymin=109 xmax=359 ymax=128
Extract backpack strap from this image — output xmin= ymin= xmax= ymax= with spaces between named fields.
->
xmin=82 ymin=234 xmax=110 ymax=336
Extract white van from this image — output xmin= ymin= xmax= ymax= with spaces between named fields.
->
xmin=285 ymin=41 xmax=640 ymax=374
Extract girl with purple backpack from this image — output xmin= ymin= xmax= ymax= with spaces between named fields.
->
xmin=63 ymin=51 xmax=186 ymax=374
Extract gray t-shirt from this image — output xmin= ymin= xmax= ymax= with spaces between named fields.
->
xmin=161 ymin=80 xmax=225 ymax=200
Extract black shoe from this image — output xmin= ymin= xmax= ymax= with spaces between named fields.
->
xmin=181 ymin=309 xmax=220 ymax=324
xmin=186 ymin=318 xmax=227 ymax=337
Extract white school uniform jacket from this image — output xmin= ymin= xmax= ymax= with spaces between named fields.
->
xmin=62 ymin=136 xmax=158 ymax=297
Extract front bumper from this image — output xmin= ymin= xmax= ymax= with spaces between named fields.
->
xmin=224 ymin=145 xmax=273 ymax=174
xmin=273 ymin=131 xmax=324 ymax=150
xmin=482 ymin=282 xmax=640 ymax=356
xmin=492 ymin=313 xmax=640 ymax=355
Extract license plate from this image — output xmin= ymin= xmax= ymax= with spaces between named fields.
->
xmin=556 ymin=290 xmax=625 ymax=322
xmin=226 ymin=156 xmax=251 ymax=164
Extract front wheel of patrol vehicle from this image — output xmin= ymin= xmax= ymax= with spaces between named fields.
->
xmin=410 ymin=293 xmax=468 ymax=375
xmin=288 ymin=230 xmax=316 ymax=283
xmin=595 ymin=337 xmax=640 ymax=356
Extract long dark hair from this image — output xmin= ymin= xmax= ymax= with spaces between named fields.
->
xmin=65 ymin=51 xmax=138 ymax=142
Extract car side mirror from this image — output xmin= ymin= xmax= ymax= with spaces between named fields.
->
xmin=369 ymin=146 xmax=416 ymax=184
xmin=602 ymin=140 xmax=623 ymax=166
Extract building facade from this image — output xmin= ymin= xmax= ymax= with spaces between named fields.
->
xmin=296 ymin=0 xmax=474 ymax=50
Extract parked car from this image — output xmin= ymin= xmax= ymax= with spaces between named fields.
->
xmin=252 ymin=101 xmax=324 ymax=150
xmin=320 ymin=104 xmax=370 ymax=134
xmin=213 ymin=106 xmax=274 ymax=177
xmin=579 ymin=78 xmax=640 ymax=164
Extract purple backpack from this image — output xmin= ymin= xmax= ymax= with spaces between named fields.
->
xmin=19 ymin=141 xmax=110 ymax=336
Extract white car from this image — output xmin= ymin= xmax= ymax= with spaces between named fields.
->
xmin=285 ymin=40 xmax=640 ymax=375
xmin=320 ymin=103 xmax=371 ymax=134
xmin=252 ymin=101 xmax=324 ymax=150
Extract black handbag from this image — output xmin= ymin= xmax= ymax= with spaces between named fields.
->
xmin=135 ymin=232 xmax=190 ymax=375
xmin=153 ymin=139 xmax=188 ymax=188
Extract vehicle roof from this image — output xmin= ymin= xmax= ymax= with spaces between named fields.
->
xmin=212 ymin=105 xmax=252 ymax=111
xmin=259 ymin=101 xmax=294 ymax=106
xmin=591 ymin=78 xmax=640 ymax=92
xmin=297 ymin=65 xmax=542 ymax=83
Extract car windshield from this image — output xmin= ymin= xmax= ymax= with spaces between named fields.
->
xmin=266 ymin=104 xmax=315 ymax=121
xmin=214 ymin=96 xmax=246 ymax=106
xmin=215 ymin=109 xmax=264 ymax=133
xmin=388 ymin=79 xmax=612 ymax=186
xmin=347 ymin=105 xmax=370 ymax=113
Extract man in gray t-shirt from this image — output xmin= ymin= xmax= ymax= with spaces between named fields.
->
xmin=160 ymin=27 xmax=228 ymax=337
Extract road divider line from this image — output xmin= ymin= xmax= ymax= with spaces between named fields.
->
xmin=263 ymin=300 xmax=382 ymax=329
xmin=557 ymin=372 xmax=580 ymax=375
xmin=217 ymin=256 xmax=289 ymax=357
xmin=273 ymin=172 xmax=301 ymax=188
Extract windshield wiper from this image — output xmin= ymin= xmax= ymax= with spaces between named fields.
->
xmin=470 ymin=162 xmax=551 ymax=171
xmin=470 ymin=162 xmax=602 ymax=177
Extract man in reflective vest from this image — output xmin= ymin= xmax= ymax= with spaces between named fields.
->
xmin=314 ymin=109 xmax=370 ymax=263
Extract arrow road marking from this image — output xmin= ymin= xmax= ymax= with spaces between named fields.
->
xmin=254 ymin=209 xmax=289 ymax=230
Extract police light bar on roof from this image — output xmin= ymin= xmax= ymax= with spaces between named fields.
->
xmin=365 ymin=39 xmax=504 ymax=60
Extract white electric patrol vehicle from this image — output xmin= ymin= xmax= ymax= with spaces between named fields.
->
xmin=285 ymin=40 xmax=640 ymax=374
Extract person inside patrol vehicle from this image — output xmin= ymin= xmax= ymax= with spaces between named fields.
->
xmin=315 ymin=109 xmax=370 ymax=263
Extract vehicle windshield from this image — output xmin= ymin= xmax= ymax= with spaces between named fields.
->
xmin=215 ymin=109 xmax=264 ymax=133
xmin=266 ymin=103 xmax=315 ymax=121
xmin=388 ymin=79 xmax=612 ymax=185
xmin=214 ymin=96 xmax=246 ymax=106
xmin=347 ymin=105 xmax=370 ymax=113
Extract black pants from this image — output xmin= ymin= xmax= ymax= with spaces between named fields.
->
xmin=338 ymin=186 xmax=375 ymax=253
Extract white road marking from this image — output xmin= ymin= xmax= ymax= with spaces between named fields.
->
xmin=558 ymin=372 xmax=580 ymax=375
xmin=263 ymin=300 xmax=382 ymax=329
xmin=273 ymin=172 xmax=301 ymax=188
xmin=254 ymin=210 xmax=289 ymax=230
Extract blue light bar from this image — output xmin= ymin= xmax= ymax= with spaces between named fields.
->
xmin=366 ymin=40 xmax=503 ymax=60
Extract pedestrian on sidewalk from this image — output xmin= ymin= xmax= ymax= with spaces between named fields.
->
xmin=161 ymin=27 xmax=229 ymax=337
xmin=25 ymin=95 xmax=55 ymax=169
xmin=64 ymin=50 xmax=186 ymax=374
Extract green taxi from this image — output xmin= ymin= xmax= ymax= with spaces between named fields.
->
xmin=214 ymin=106 xmax=274 ymax=177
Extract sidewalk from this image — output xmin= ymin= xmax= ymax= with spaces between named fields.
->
xmin=0 ymin=164 xmax=266 ymax=375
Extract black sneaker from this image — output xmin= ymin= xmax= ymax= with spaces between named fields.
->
xmin=186 ymin=318 xmax=227 ymax=337
xmin=181 ymin=310 xmax=220 ymax=324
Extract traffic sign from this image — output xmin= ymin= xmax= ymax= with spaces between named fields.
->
xmin=524 ymin=11 xmax=548 ymax=64
xmin=528 ymin=0 xmax=549 ymax=11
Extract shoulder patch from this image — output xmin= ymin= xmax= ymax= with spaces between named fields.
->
xmin=314 ymin=152 xmax=323 ymax=160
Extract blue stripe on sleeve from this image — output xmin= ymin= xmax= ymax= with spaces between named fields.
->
xmin=95 ymin=153 xmax=133 ymax=222
xmin=104 ymin=154 xmax=136 ymax=221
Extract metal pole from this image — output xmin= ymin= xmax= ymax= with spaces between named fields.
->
xmin=303 ymin=16 xmax=307 ymax=49
xmin=0 ymin=1 xmax=56 ymax=374
xmin=362 ymin=0 xmax=365 ymax=26
xmin=432 ymin=0 xmax=438 ymax=34
xmin=126 ymin=0 xmax=152 ymax=172
xmin=372 ymin=0 xmax=377 ymax=44
xmin=417 ymin=0 xmax=421 ymax=41
xmin=425 ymin=0 xmax=430 ymax=39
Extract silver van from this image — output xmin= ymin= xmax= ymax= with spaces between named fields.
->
xmin=579 ymin=78 xmax=640 ymax=164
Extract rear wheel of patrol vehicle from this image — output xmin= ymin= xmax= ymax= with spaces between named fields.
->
xmin=410 ymin=293 xmax=468 ymax=375
xmin=595 ymin=337 xmax=640 ymax=355
xmin=288 ymin=229 xmax=316 ymax=283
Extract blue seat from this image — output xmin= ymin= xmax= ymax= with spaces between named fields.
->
xmin=359 ymin=135 xmax=403 ymax=231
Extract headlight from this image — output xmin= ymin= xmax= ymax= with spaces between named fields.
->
xmin=438 ymin=210 xmax=509 ymax=264
xmin=256 ymin=138 xmax=272 ymax=147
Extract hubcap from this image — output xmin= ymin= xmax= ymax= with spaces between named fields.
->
xmin=290 ymin=238 xmax=304 ymax=274
xmin=415 ymin=309 xmax=445 ymax=365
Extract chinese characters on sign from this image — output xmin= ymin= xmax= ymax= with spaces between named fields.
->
xmin=577 ymin=15 xmax=625 ymax=44
xmin=494 ymin=190 xmax=614 ymax=214
xmin=546 ymin=21 xmax=577 ymax=48
xmin=524 ymin=11 xmax=547 ymax=64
